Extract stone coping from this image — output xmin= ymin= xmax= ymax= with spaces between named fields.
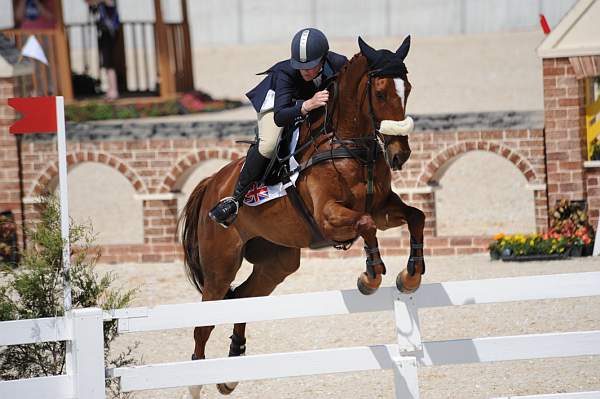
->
xmin=584 ymin=161 xmax=600 ymax=168
xmin=22 ymin=110 xmax=544 ymax=142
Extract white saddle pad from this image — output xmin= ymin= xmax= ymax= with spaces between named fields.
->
xmin=243 ymin=128 xmax=300 ymax=207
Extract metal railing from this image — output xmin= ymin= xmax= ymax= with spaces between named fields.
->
xmin=3 ymin=19 xmax=193 ymax=100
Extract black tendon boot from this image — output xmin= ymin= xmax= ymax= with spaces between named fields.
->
xmin=208 ymin=145 xmax=270 ymax=227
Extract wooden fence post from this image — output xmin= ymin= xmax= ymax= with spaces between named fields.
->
xmin=393 ymin=291 xmax=421 ymax=398
xmin=154 ymin=0 xmax=176 ymax=98
xmin=393 ymin=356 xmax=419 ymax=399
xmin=54 ymin=0 xmax=73 ymax=100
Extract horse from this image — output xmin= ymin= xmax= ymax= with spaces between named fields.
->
xmin=179 ymin=36 xmax=426 ymax=396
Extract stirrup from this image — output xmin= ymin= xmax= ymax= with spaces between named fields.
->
xmin=208 ymin=197 xmax=239 ymax=228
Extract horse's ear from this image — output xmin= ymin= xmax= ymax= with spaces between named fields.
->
xmin=395 ymin=35 xmax=411 ymax=60
xmin=358 ymin=36 xmax=378 ymax=62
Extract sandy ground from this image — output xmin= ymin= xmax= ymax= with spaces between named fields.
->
xmin=97 ymin=254 xmax=600 ymax=399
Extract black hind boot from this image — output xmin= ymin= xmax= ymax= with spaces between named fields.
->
xmin=208 ymin=145 xmax=270 ymax=228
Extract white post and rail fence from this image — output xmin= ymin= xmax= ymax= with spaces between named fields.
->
xmin=1 ymin=271 xmax=600 ymax=399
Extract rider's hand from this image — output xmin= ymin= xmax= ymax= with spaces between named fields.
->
xmin=302 ymin=90 xmax=329 ymax=114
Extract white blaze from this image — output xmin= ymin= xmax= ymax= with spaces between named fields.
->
xmin=393 ymin=78 xmax=405 ymax=105
xmin=378 ymin=78 xmax=413 ymax=136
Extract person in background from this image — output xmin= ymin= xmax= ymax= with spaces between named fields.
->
xmin=14 ymin=0 xmax=56 ymax=29
xmin=86 ymin=0 xmax=120 ymax=100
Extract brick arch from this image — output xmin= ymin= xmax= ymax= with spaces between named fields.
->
xmin=159 ymin=148 xmax=244 ymax=193
xmin=28 ymin=151 xmax=148 ymax=197
xmin=415 ymin=141 xmax=539 ymax=187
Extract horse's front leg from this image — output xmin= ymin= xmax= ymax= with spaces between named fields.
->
xmin=321 ymin=201 xmax=385 ymax=295
xmin=373 ymin=192 xmax=426 ymax=293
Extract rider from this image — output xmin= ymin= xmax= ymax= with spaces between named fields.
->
xmin=209 ymin=28 xmax=348 ymax=227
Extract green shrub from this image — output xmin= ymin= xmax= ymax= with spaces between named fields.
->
xmin=0 ymin=195 xmax=137 ymax=398
xmin=114 ymin=106 xmax=138 ymax=120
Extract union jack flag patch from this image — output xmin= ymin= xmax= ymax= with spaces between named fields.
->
xmin=244 ymin=183 xmax=270 ymax=205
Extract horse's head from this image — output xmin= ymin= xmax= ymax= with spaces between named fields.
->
xmin=339 ymin=36 xmax=414 ymax=171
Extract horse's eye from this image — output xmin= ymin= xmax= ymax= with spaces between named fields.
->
xmin=375 ymin=91 xmax=386 ymax=101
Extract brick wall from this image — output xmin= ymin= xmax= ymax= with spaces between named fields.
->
xmin=2 ymin=59 xmax=597 ymax=264
xmin=586 ymin=169 xmax=600 ymax=229
xmin=5 ymin=114 xmax=547 ymax=263
xmin=542 ymin=58 xmax=587 ymax=207
xmin=301 ymin=126 xmax=548 ymax=259
xmin=0 ymin=77 xmax=23 ymax=247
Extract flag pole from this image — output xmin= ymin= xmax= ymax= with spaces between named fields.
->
xmin=55 ymin=96 xmax=72 ymax=311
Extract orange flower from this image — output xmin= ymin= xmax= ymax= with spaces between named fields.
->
xmin=494 ymin=233 xmax=505 ymax=241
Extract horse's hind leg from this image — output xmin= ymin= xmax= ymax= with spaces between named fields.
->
xmin=216 ymin=240 xmax=301 ymax=395
xmin=373 ymin=192 xmax=426 ymax=293
xmin=189 ymin=246 xmax=243 ymax=399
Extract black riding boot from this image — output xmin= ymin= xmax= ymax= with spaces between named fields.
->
xmin=208 ymin=145 xmax=270 ymax=227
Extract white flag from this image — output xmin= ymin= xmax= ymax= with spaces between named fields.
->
xmin=21 ymin=35 xmax=48 ymax=65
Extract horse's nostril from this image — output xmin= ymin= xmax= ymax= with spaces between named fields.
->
xmin=392 ymin=154 xmax=403 ymax=168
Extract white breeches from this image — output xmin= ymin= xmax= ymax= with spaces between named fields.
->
xmin=256 ymin=110 xmax=283 ymax=158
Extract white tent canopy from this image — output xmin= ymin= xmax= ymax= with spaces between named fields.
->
xmin=537 ymin=0 xmax=600 ymax=58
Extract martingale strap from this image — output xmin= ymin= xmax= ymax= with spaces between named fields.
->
xmin=365 ymin=141 xmax=377 ymax=213
xmin=364 ymin=76 xmax=379 ymax=214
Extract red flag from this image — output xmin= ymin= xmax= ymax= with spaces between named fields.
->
xmin=540 ymin=14 xmax=551 ymax=35
xmin=8 ymin=96 xmax=57 ymax=135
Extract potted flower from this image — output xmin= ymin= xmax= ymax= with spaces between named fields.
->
xmin=489 ymin=233 xmax=503 ymax=260
xmin=550 ymin=200 xmax=595 ymax=256
xmin=488 ymin=232 xmax=570 ymax=261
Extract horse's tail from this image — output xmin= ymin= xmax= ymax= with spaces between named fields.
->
xmin=178 ymin=177 xmax=210 ymax=294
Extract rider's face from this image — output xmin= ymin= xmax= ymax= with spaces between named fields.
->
xmin=300 ymin=63 xmax=323 ymax=81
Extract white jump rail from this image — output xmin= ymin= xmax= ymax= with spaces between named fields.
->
xmin=0 ymin=308 xmax=105 ymax=399
xmin=105 ymin=272 xmax=600 ymax=398
xmin=2 ymin=271 xmax=600 ymax=398
xmin=492 ymin=391 xmax=600 ymax=399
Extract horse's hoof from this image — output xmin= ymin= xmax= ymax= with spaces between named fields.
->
xmin=217 ymin=382 xmax=238 ymax=395
xmin=357 ymin=272 xmax=380 ymax=295
xmin=396 ymin=272 xmax=419 ymax=294
xmin=188 ymin=385 xmax=202 ymax=399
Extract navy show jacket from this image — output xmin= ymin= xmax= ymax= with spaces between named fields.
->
xmin=246 ymin=51 xmax=348 ymax=127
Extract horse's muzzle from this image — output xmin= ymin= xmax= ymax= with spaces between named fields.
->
xmin=390 ymin=151 xmax=411 ymax=171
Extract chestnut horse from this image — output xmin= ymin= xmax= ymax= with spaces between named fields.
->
xmin=179 ymin=37 xmax=425 ymax=396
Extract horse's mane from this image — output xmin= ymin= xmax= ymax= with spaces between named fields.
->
xmin=337 ymin=53 xmax=367 ymax=83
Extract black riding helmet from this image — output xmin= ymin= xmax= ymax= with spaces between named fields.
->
xmin=290 ymin=28 xmax=329 ymax=70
